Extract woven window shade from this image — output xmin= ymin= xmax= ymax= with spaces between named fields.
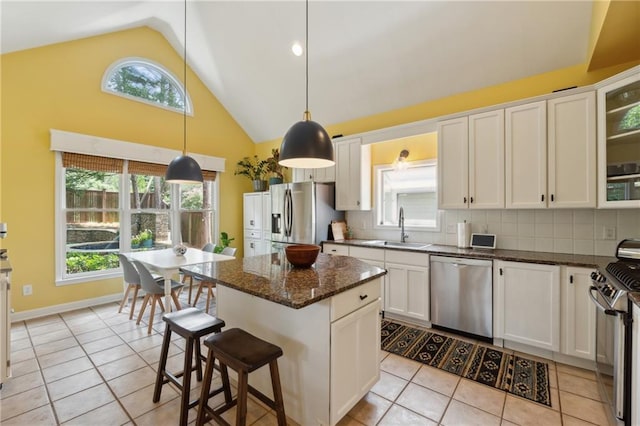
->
xmin=62 ymin=153 xmax=123 ymax=173
xmin=128 ymin=160 xmax=167 ymax=177
xmin=201 ymin=170 xmax=217 ymax=181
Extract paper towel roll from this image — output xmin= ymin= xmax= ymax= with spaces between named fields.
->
xmin=457 ymin=222 xmax=471 ymax=248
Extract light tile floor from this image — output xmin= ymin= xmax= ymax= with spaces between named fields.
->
xmin=1 ymin=289 xmax=612 ymax=425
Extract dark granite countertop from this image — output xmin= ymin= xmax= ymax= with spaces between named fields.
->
xmin=0 ymin=258 xmax=11 ymax=273
xmin=180 ymin=252 xmax=386 ymax=309
xmin=324 ymin=239 xmax=616 ymax=269
xmin=325 ymin=239 xmax=640 ymax=307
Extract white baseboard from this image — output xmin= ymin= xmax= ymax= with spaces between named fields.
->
xmin=11 ymin=293 xmax=122 ymax=322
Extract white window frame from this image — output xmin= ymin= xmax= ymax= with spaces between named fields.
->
xmin=102 ymin=57 xmax=193 ymax=116
xmin=52 ymin=129 xmax=224 ymax=285
xmin=373 ymin=159 xmax=441 ymax=232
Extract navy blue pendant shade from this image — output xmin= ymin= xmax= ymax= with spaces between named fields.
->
xmin=165 ymin=154 xmax=203 ymax=184
xmin=279 ymin=113 xmax=335 ymax=169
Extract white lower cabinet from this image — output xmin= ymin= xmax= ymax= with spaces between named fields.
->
xmin=560 ymin=266 xmax=596 ymax=360
xmin=322 ymin=243 xmax=349 ymax=256
xmin=494 ymin=260 xmax=560 ymax=351
xmin=330 ymin=299 xmax=380 ymax=425
xmin=350 ymin=246 xmax=385 ymax=311
xmin=384 ymin=250 xmax=430 ymax=323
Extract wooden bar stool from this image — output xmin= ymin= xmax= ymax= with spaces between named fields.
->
xmin=196 ymin=328 xmax=286 ymax=426
xmin=153 ymin=307 xmax=225 ymax=426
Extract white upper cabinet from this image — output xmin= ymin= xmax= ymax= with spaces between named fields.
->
xmin=469 ymin=110 xmax=505 ymax=209
xmin=335 ymin=137 xmax=371 ymax=211
xmin=438 ymin=110 xmax=505 ymax=209
xmin=437 ymin=117 xmax=469 ymax=209
xmin=505 ymin=100 xmax=547 ymax=209
xmin=292 ymin=148 xmax=336 ymax=183
xmin=547 ymin=92 xmax=596 ymax=208
xmin=597 ymin=70 xmax=640 ymax=208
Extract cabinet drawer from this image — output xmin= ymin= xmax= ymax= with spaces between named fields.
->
xmin=350 ymin=246 xmax=384 ymax=261
xmin=331 ymin=278 xmax=381 ymax=322
xmin=323 ymin=243 xmax=349 ymax=256
xmin=384 ymin=250 xmax=429 ymax=266
xmin=245 ymin=230 xmax=261 ymax=239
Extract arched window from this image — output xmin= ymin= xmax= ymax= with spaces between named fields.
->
xmin=102 ymin=58 xmax=192 ymax=114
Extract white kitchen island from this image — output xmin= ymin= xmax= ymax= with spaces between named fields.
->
xmin=181 ymin=252 xmax=386 ymax=425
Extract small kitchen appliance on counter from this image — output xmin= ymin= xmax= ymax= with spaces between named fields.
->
xmin=590 ymin=239 xmax=639 ymax=426
xmin=456 ymin=221 xmax=471 ymax=248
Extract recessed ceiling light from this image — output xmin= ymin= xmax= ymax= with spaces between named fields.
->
xmin=291 ymin=42 xmax=303 ymax=56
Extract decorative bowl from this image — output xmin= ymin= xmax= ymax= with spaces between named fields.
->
xmin=285 ymin=244 xmax=320 ymax=268
xmin=173 ymin=244 xmax=187 ymax=256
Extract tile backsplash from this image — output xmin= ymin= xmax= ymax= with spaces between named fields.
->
xmin=345 ymin=209 xmax=640 ymax=257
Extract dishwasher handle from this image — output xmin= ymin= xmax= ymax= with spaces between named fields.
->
xmin=430 ymin=255 xmax=492 ymax=268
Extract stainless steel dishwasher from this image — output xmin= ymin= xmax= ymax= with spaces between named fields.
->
xmin=430 ymin=255 xmax=493 ymax=340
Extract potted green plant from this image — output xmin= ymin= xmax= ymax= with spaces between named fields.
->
xmin=265 ymin=148 xmax=286 ymax=185
xmin=131 ymin=235 xmax=141 ymax=249
xmin=138 ymin=229 xmax=153 ymax=248
xmin=234 ymin=155 xmax=267 ymax=192
xmin=213 ymin=232 xmax=235 ymax=253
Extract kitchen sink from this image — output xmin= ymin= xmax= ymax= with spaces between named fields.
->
xmin=361 ymin=240 xmax=431 ymax=249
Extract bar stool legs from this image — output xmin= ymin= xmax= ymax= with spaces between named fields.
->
xmin=153 ymin=308 xmax=225 ymax=426
xmin=196 ymin=328 xmax=286 ymax=426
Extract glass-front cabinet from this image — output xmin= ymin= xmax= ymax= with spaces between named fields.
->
xmin=598 ymin=70 xmax=640 ymax=207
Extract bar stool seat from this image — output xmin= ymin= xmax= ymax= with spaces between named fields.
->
xmin=196 ymin=328 xmax=286 ymax=426
xmin=154 ymin=307 xmax=225 ymax=426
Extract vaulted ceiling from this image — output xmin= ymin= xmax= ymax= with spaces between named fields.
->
xmin=1 ymin=1 xmax=636 ymax=143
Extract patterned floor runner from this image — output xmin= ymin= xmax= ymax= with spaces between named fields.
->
xmin=381 ymin=320 xmax=551 ymax=407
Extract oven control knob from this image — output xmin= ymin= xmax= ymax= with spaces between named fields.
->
xmin=591 ymin=271 xmax=606 ymax=283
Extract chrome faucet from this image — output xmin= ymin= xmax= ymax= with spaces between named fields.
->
xmin=399 ymin=207 xmax=408 ymax=242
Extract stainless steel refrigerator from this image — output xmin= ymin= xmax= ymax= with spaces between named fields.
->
xmin=270 ymin=182 xmax=344 ymax=248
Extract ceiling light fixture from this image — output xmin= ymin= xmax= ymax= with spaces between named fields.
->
xmin=279 ymin=0 xmax=334 ymax=169
xmin=165 ymin=0 xmax=203 ymax=184
xmin=393 ymin=149 xmax=410 ymax=170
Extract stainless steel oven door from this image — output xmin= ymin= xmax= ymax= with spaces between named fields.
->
xmin=589 ymin=285 xmax=625 ymax=423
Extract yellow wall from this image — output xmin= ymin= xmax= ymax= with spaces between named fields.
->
xmin=0 ymin=27 xmax=255 ymax=312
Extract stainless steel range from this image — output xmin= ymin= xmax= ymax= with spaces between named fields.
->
xmin=590 ymin=239 xmax=638 ymax=426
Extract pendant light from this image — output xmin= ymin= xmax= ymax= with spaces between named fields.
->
xmin=165 ymin=0 xmax=203 ymax=184
xmin=279 ymin=0 xmax=334 ymax=169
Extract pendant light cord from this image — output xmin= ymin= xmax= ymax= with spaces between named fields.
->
xmin=183 ymin=0 xmax=187 ymax=155
xmin=305 ymin=0 xmax=309 ymax=114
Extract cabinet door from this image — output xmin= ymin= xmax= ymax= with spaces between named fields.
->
xmin=335 ymin=138 xmax=371 ymax=210
xmin=469 ymin=110 xmax=505 ymax=209
xmin=322 ymin=243 xmax=349 ymax=256
xmin=437 ymin=117 xmax=469 ymax=209
xmin=495 ymin=260 xmax=560 ymax=351
xmin=292 ymin=168 xmax=313 ymax=183
xmin=243 ymin=238 xmax=258 ymax=257
xmin=384 ymin=263 xmax=407 ymax=315
xmin=243 ymin=193 xmax=263 ymax=231
xmin=384 ymin=262 xmax=429 ymax=322
xmin=597 ymin=73 xmax=640 ymax=208
xmin=548 ymin=92 xmax=596 ymax=208
xmin=330 ymin=300 xmax=380 ymax=425
xmin=505 ymin=101 xmax=547 ymax=209
xmin=0 ymin=272 xmax=10 ymax=385
xmin=560 ymin=267 xmax=596 ymax=360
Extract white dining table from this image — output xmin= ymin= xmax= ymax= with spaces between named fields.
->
xmin=122 ymin=247 xmax=235 ymax=312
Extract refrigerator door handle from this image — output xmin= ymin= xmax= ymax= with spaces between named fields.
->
xmin=284 ymin=189 xmax=293 ymax=237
